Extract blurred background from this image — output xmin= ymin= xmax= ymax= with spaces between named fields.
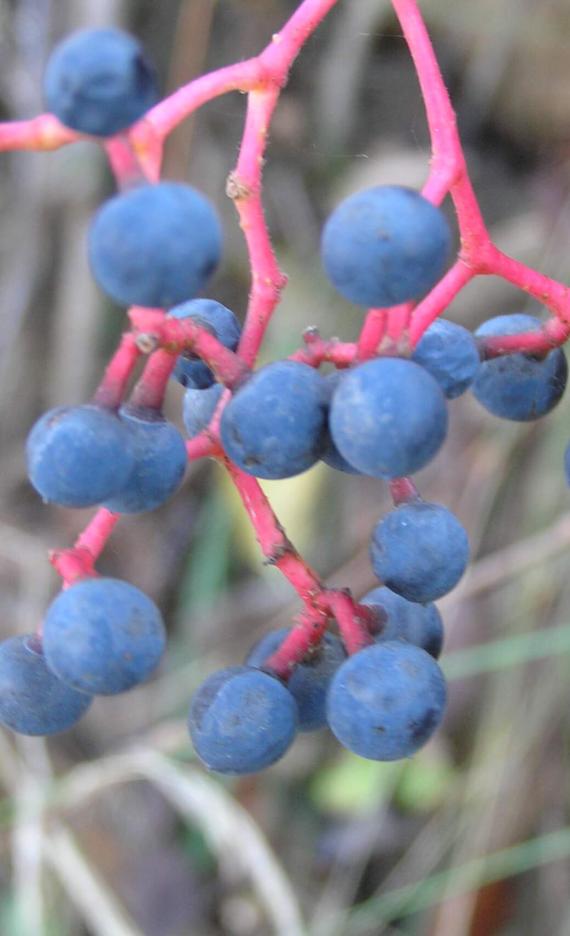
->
xmin=1 ymin=0 xmax=570 ymax=934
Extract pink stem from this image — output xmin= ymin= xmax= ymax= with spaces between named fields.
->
xmin=390 ymin=477 xmax=420 ymax=506
xmin=479 ymin=318 xmax=570 ymax=360
xmin=226 ymin=460 xmax=322 ymax=598
xmin=0 ymin=114 xmax=79 ymax=151
xmin=264 ymin=606 xmax=329 ymax=680
xmin=231 ymin=87 xmax=288 ymax=366
xmin=104 ymin=136 xmax=148 ymax=188
xmin=357 ymin=309 xmax=389 ymax=360
xmin=289 ymin=337 xmax=357 ymax=367
xmin=409 ymin=260 xmax=475 ymax=347
xmin=141 ymin=0 xmax=341 ymax=141
xmin=127 ymin=349 xmax=177 ymax=412
xmin=129 ymin=308 xmax=250 ymax=388
xmin=49 ymin=509 xmax=119 ymax=589
xmin=92 ymin=332 xmax=142 ymax=410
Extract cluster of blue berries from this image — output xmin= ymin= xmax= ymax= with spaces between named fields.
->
xmin=186 ymin=187 xmax=568 ymax=775
xmin=2 ymin=27 xmax=568 ymax=778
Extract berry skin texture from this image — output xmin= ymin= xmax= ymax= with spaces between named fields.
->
xmin=361 ymin=586 xmax=444 ymax=659
xmin=104 ymin=407 xmax=187 ymax=514
xmin=412 ymin=319 xmax=481 ymax=399
xmin=246 ymin=629 xmax=346 ymax=731
xmin=370 ymin=501 xmax=469 ymax=603
xmin=220 ymin=361 xmax=329 ymax=479
xmin=26 ymin=404 xmax=135 ymax=508
xmin=330 ymin=358 xmax=448 ymax=478
xmin=327 ymin=642 xmax=447 ymax=761
xmin=189 ymin=666 xmax=298 ymax=774
xmin=44 ymin=29 xmax=158 ymax=137
xmin=183 ymin=384 xmax=225 ymax=438
xmin=88 ymin=182 xmax=222 ymax=309
xmin=43 ymin=578 xmax=166 ymax=695
xmin=0 ymin=635 xmax=92 ymax=736
xmin=169 ymin=299 xmax=241 ymax=390
xmin=472 ymin=313 xmax=568 ymax=421
xmin=321 ymin=186 xmax=451 ymax=307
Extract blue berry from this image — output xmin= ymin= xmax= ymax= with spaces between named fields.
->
xmin=183 ymin=384 xmax=224 ymax=438
xmin=43 ymin=578 xmax=166 ymax=695
xmin=246 ymin=630 xmax=346 ymax=731
xmin=44 ymin=29 xmax=158 ymax=137
xmin=88 ymin=182 xmax=222 ymax=309
xmin=327 ymin=642 xmax=447 ymax=760
xmin=0 ymin=635 xmax=92 ymax=736
xmin=370 ymin=501 xmax=469 ymax=603
xmin=220 ymin=361 xmax=328 ymax=479
xmin=472 ymin=314 xmax=568 ymax=421
xmin=321 ymin=372 xmax=361 ymax=474
xmin=188 ymin=666 xmax=298 ymax=774
xmin=104 ymin=407 xmax=187 ymax=514
xmin=321 ymin=186 xmax=451 ymax=307
xmin=26 ymin=404 xmax=135 ymax=508
xmin=169 ymin=299 xmax=241 ymax=390
xmin=412 ymin=319 xmax=481 ymax=399
xmin=329 ymin=358 xmax=448 ymax=478
xmin=361 ymin=586 xmax=443 ymax=659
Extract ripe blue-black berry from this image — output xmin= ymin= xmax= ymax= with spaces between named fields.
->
xmin=169 ymin=299 xmax=241 ymax=389
xmin=412 ymin=319 xmax=481 ymax=399
xmin=220 ymin=361 xmax=328 ymax=479
xmin=44 ymin=29 xmax=158 ymax=137
xmin=321 ymin=372 xmax=361 ymax=474
xmin=183 ymin=384 xmax=224 ymax=439
xmin=361 ymin=586 xmax=443 ymax=658
xmin=189 ymin=666 xmax=298 ymax=774
xmin=472 ymin=313 xmax=568 ymax=421
xmin=104 ymin=407 xmax=187 ymax=514
xmin=246 ymin=629 xmax=346 ymax=731
xmin=321 ymin=186 xmax=451 ymax=307
xmin=43 ymin=578 xmax=166 ymax=695
xmin=329 ymin=358 xmax=448 ymax=478
xmin=370 ymin=501 xmax=469 ymax=603
xmin=327 ymin=642 xmax=447 ymax=760
xmin=0 ymin=635 xmax=92 ymax=736
xmin=26 ymin=404 xmax=135 ymax=508
xmin=88 ymin=182 xmax=222 ymax=309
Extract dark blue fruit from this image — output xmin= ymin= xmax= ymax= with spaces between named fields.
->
xmin=88 ymin=182 xmax=222 ymax=308
xmin=412 ymin=319 xmax=481 ymax=399
xmin=361 ymin=586 xmax=443 ymax=659
xmin=370 ymin=501 xmax=469 ymax=603
xmin=169 ymin=299 xmax=241 ymax=390
xmin=26 ymin=404 xmax=135 ymax=508
xmin=104 ymin=407 xmax=187 ymax=514
xmin=327 ymin=641 xmax=447 ymax=760
xmin=321 ymin=186 xmax=451 ymax=307
xmin=188 ymin=666 xmax=298 ymax=774
xmin=472 ymin=313 xmax=568 ymax=420
xmin=0 ymin=635 xmax=92 ymax=736
xmin=44 ymin=29 xmax=158 ymax=137
xmin=43 ymin=578 xmax=166 ymax=695
xmin=329 ymin=358 xmax=448 ymax=478
xmin=246 ymin=629 xmax=346 ymax=731
xmin=183 ymin=384 xmax=224 ymax=439
xmin=220 ymin=361 xmax=329 ymax=479
xmin=321 ymin=372 xmax=361 ymax=474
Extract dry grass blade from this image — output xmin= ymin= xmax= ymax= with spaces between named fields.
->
xmin=45 ymin=825 xmax=143 ymax=936
xmin=135 ymin=751 xmax=306 ymax=936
